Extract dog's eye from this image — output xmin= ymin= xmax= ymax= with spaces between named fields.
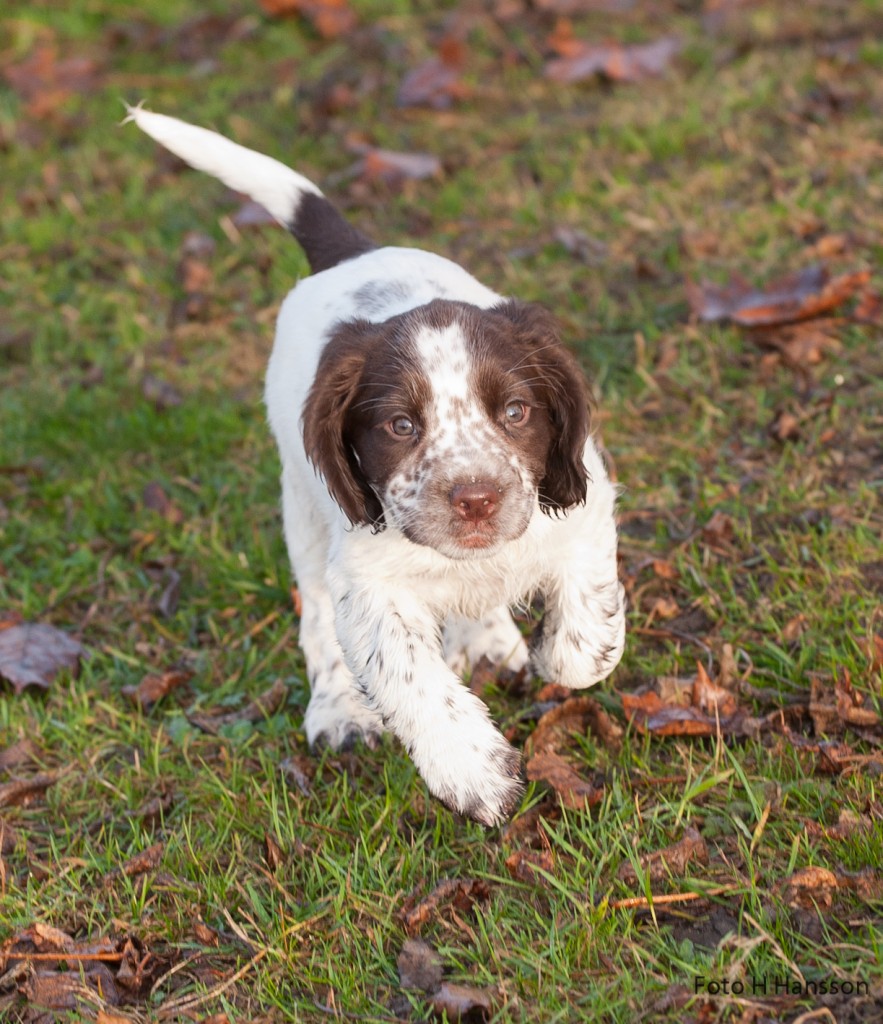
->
xmin=504 ymin=401 xmax=529 ymax=425
xmin=388 ymin=416 xmax=416 ymax=438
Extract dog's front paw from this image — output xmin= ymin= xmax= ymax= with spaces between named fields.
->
xmin=304 ymin=689 xmax=384 ymax=751
xmin=531 ymin=583 xmax=626 ymax=688
xmin=423 ymin=730 xmax=525 ymax=827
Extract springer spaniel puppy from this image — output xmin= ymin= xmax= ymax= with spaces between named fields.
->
xmin=128 ymin=107 xmax=626 ymax=826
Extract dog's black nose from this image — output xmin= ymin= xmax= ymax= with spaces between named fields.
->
xmin=451 ymin=483 xmax=500 ymax=522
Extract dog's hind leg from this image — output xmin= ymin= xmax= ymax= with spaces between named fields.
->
xmin=442 ymin=607 xmax=529 ymax=677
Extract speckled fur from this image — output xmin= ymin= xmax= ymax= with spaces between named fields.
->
xmin=131 ymin=109 xmax=626 ymax=826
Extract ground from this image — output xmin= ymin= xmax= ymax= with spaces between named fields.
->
xmin=1 ymin=0 xmax=882 ymax=1021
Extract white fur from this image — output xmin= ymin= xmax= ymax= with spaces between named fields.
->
xmin=131 ymin=111 xmax=626 ymax=826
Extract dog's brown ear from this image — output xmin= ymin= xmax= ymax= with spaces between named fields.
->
xmin=495 ymin=301 xmax=591 ymax=513
xmin=301 ymin=321 xmax=384 ymax=528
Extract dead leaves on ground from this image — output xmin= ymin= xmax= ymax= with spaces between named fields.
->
xmin=399 ymin=877 xmax=491 ymax=936
xmin=688 ymin=264 xmax=870 ymax=328
xmin=396 ymin=937 xmax=497 ymax=1022
xmin=545 ymin=23 xmax=682 ymax=84
xmin=0 ymin=621 xmax=85 ymax=694
xmin=0 ymin=927 xmax=164 ymax=1015
xmin=622 ymin=661 xmax=757 ymax=739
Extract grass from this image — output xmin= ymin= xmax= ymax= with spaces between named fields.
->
xmin=1 ymin=0 xmax=882 ymax=1021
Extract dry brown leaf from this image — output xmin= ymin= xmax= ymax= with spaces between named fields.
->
xmin=688 ymin=264 xmax=870 ymax=327
xmin=121 ymin=841 xmax=163 ymax=878
xmin=769 ymin=409 xmax=801 ymax=442
xmin=871 ymin=633 xmax=883 ymax=675
xmin=525 ymin=750 xmax=603 ymax=809
xmin=528 ymin=695 xmax=623 ymax=755
xmin=399 ymin=878 xmax=490 ymax=935
xmin=545 ymin=35 xmax=681 ymax=84
xmin=257 ymin=0 xmax=357 ymax=37
xmin=505 ymin=847 xmax=554 ymax=883
xmin=97 ymin=1011 xmax=133 ymax=1024
xmin=264 ymin=833 xmax=285 ymax=872
xmin=622 ymin=663 xmax=752 ymax=738
xmin=0 ymin=818 xmax=21 ymax=854
xmin=397 ymin=937 xmax=443 ymax=992
xmin=692 ymin=661 xmax=738 ymax=717
xmin=0 ymin=738 xmax=40 ymax=772
xmin=141 ymin=374 xmax=182 ymax=410
xmin=701 ymin=510 xmax=735 ymax=550
xmin=0 ymin=772 xmax=59 ymax=809
xmin=810 ymin=673 xmax=880 ymax=735
xmin=3 ymin=43 xmax=103 ymax=119
xmin=430 ymin=981 xmax=497 ymax=1020
xmin=142 ymin=482 xmax=184 ymax=524
xmin=398 ymin=35 xmax=468 ymax=109
xmin=358 ymin=148 xmax=442 ymax=184
xmin=192 ymin=919 xmax=220 ymax=946
xmin=618 ymin=826 xmax=708 ymax=886
xmin=122 ymin=669 xmax=191 ymax=711
xmin=0 ymin=623 xmax=84 ymax=694
xmin=187 ymin=678 xmax=288 ymax=734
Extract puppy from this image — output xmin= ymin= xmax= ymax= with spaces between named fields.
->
xmin=128 ymin=107 xmax=625 ymax=826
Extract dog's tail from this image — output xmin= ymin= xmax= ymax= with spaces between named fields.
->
xmin=124 ymin=105 xmax=376 ymax=274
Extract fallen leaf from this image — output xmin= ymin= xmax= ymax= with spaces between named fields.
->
xmin=753 ymin=320 xmax=842 ymax=371
xmin=398 ymin=35 xmax=468 ymax=109
xmin=357 ymin=148 xmax=442 ymax=184
xmin=0 ymin=623 xmax=84 ymax=693
xmin=3 ymin=42 xmax=103 ymax=119
xmin=545 ymin=35 xmax=681 ymax=84
xmin=264 ymin=832 xmax=284 ymax=872
xmin=687 ymin=265 xmax=870 ymax=327
xmin=692 ymin=661 xmax=738 ymax=718
xmin=142 ymin=482 xmax=184 ymax=524
xmin=187 ymin=678 xmax=288 ymax=734
xmin=97 ymin=1011 xmax=133 ymax=1024
xmin=527 ymin=695 xmax=623 ymax=755
xmin=257 ymin=0 xmax=357 ymax=38
xmin=192 ymin=919 xmax=220 ymax=946
xmin=231 ymin=199 xmax=276 ymax=229
xmin=622 ymin=662 xmax=754 ymax=738
xmin=505 ymin=847 xmax=554 ymax=883
xmin=0 ymin=738 xmax=40 ymax=771
xmin=0 ymin=818 xmax=21 ymax=854
xmin=430 ymin=981 xmax=496 ymax=1020
xmin=31 ymin=922 xmax=75 ymax=950
xmin=769 ymin=409 xmax=801 ymax=442
xmin=701 ymin=510 xmax=735 ymax=550
xmin=617 ymin=826 xmax=708 ymax=885
xmin=122 ymin=669 xmax=191 ymax=710
xmin=780 ymin=866 xmax=839 ymax=908
xmin=525 ymin=750 xmax=603 ymax=809
xmin=397 ymin=937 xmax=444 ymax=992
xmin=141 ymin=374 xmax=183 ymax=410
xmin=120 ymin=841 xmax=163 ymax=878
xmin=399 ymin=878 xmax=490 ymax=935
xmin=0 ymin=773 xmax=59 ymax=809
xmin=280 ymin=755 xmax=314 ymax=796
xmin=157 ymin=569 xmax=181 ymax=619
xmin=870 ymin=633 xmax=883 ymax=675
xmin=854 ymin=288 xmax=882 ymax=324
xmin=810 ymin=673 xmax=880 ymax=735
xmin=129 ymin=790 xmax=174 ymax=825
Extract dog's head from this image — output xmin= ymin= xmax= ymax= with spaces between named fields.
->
xmin=301 ymin=299 xmax=591 ymax=559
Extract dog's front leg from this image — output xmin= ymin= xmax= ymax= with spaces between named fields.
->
xmin=530 ymin=511 xmax=626 ymax=689
xmin=333 ymin=582 xmax=524 ymax=826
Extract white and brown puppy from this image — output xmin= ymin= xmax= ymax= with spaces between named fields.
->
xmin=128 ymin=107 xmax=626 ymax=826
